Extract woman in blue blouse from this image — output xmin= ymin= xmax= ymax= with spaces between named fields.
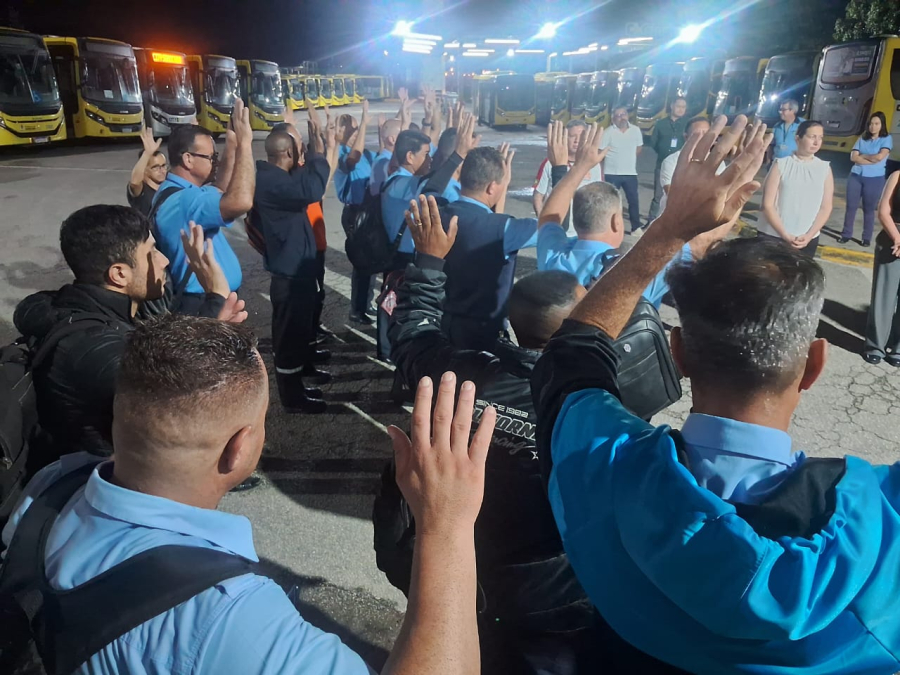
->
xmin=840 ymin=111 xmax=893 ymax=246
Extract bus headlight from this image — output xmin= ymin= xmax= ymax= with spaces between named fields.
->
xmin=0 ymin=117 xmax=7 ymax=129
xmin=85 ymin=110 xmax=105 ymax=124
xmin=255 ymin=110 xmax=266 ymax=121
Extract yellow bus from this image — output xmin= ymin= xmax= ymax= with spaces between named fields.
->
xmin=713 ymin=56 xmax=769 ymax=123
xmin=551 ymin=74 xmax=577 ymax=123
xmin=345 ymin=75 xmax=362 ymax=103
xmin=534 ymin=71 xmax=568 ymax=125
xmin=357 ymin=75 xmax=387 ymax=101
xmin=756 ymin=51 xmax=819 ymax=127
xmin=812 ymin=37 xmax=900 ymax=159
xmin=474 ymin=72 xmax=535 ymax=128
xmin=614 ymin=66 xmax=645 ymax=123
xmin=636 ymin=62 xmax=683 ymax=135
xmin=0 ymin=27 xmax=66 ymax=146
xmin=317 ymin=76 xmax=336 ymax=107
xmin=570 ymin=73 xmax=594 ymax=122
xmin=584 ymin=70 xmax=619 ymax=126
xmin=281 ymin=72 xmax=306 ymax=111
xmin=677 ymin=57 xmax=725 ymax=119
xmin=236 ymin=59 xmax=283 ymax=131
xmin=332 ymin=75 xmax=350 ymax=106
xmin=134 ymin=48 xmax=196 ymax=136
xmin=304 ymin=74 xmax=322 ymax=107
xmin=44 ymin=36 xmax=143 ymax=139
xmin=186 ymin=54 xmax=237 ymax=135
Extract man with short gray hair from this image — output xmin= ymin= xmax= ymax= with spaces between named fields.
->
xmin=537 ymin=121 xmax=702 ymax=305
xmin=769 ymin=98 xmax=804 ymax=161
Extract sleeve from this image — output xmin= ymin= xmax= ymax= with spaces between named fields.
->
xmin=531 ymin=319 xmax=622 ymax=483
xmin=599 ymin=133 xmax=611 ymax=150
xmin=883 ymin=136 xmax=894 ymax=151
xmin=533 ymin=160 xmax=551 ymax=194
xmin=536 ymin=223 xmax=573 ymax=272
xmin=852 ymin=138 xmax=862 ymax=152
xmin=550 ymin=164 xmax=569 ymax=189
xmin=279 ymin=156 xmax=330 ymax=208
xmin=195 ymin=578 xmax=375 ymax=675
xmin=503 ymin=217 xmax=539 ymax=253
xmin=188 ymin=187 xmax=230 ymax=231
xmin=196 ymin=294 xmax=226 ymax=319
xmin=422 ymin=152 xmax=464 ymax=197
xmin=635 ymin=128 xmax=644 ymax=147
xmin=659 ymin=154 xmax=676 ymax=188
xmin=649 ymin=123 xmax=660 ymax=153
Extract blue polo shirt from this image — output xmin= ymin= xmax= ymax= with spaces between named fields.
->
xmin=456 ymin=196 xmax=538 ymax=254
xmin=771 ymin=118 xmax=804 ymax=159
xmin=536 ymin=224 xmax=689 ymax=306
xmin=2 ymin=454 xmax=373 ymax=675
xmin=153 ymin=174 xmax=242 ymax=294
xmin=335 ymin=146 xmax=374 ymax=205
xmin=851 ymin=135 xmax=893 ymax=177
xmin=442 ymin=179 xmax=462 ymax=203
xmin=368 ymin=149 xmax=394 ymax=196
xmin=381 ymin=168 xmax=424 ymax=254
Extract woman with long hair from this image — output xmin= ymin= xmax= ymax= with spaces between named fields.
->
xmin=863 ymin=170 xmax=900 ymax=366
xmin=840 ymin=111 xmax=893 ymax=247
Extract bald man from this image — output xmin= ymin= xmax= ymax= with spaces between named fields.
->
xmin=252 ymin=126 xmax=331 ymax=414
xmin=370 ymin=117 xmax=403 ymax=195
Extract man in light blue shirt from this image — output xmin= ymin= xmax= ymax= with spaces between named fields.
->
xmin=537 ymin=121 xmax=694 ymax=306
xmin=768 ymin=98 xmax=804 ymax=160
xmin=381 ymin=129 xmax=434 ymax=258
xmin=531 ymin=119 xmax=900 ymax=674
xmin=2 ymin=315 xmax=496 ymax=675
xmin=335 ymin=103 xmax=375 ymax=206
xmin=153 ymin=103 xmax=256 ymax=314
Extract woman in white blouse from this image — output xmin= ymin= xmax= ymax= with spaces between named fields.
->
xmin=760 ymin=120 xmax=834 ymax=258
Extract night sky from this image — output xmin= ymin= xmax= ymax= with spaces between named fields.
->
xmin=5 ymin=0 xmax=849 ymax=71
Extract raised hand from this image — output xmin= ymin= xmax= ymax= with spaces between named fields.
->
xmin=180 ymin=221 xmax=229 ymax=298
xmin=406 ymin=194 xmax=458 ymax=259
xmin=499 ymin=144 xmax=517 ymax=187
xmin=398 ymin=87 xmax=409 ymax=104
xmin=573 ymin=123 xmax=604 ymax=170
xmin=216 ymin=292 xmax=248 ymax=324
xmin=283 ymin=104 xmax=296 ymax=127
xmin=360 ymin=99 xmax=370 ymax=125
xmin=547 ymin=121 xmax=568 ymax=167
xmin=140 ymin=127 xmax=162 ymax=155
xmin=454 ymin=113 xmax=480 ymax=158
xmin=305 ymin=96 xmax=320 ymax=126
xmin=660 ymin=115 xmax=768 ymax=241
xmin=307 ymin=120 xmax=324 ymax=155
xmin=231 ymin=98 xmax=253 ymax=146
xmin=389 ymin=372 xmax=496 ymax=534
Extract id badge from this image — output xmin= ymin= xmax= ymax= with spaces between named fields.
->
xmin=670 ymin=138 xmax=678 ymax=149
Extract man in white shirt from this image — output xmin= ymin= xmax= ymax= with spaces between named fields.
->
xmin=533 ymin=120 xmax=603 ymax=230
xmin=600 ymin=106 xmax=644 ymax=233
xmin=659 ymin=116 xmax=726 ymax=215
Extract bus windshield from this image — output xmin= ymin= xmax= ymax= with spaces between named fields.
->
xmin=587 ymin=77 xmax=614 ymax=112
xmin=306 ymin=78 xmax=319 ymax=99
xmin=0 ymin=42 xmax=60 ymax=109
xmin=678 ymin=70 xmax=710 ymax=115
xmin=81 ymin=53 xmax=141 ymax=105
xmin=292 ymin=79 xmax=305 ymax=100
xmin=757 ymin=66 xmax=813 ymax=120
xmin=714 ymin=71 xmax=753 ymax=116
xmin=821 ymin=43 xmax=877 ymax=86
xmin=321 ymin=79 xmax=333 ymax=98
xmin=251 ymin=71 xmax=282 ymax=107
xmin=334 ymin=78 xmax=345 ymax=97
xmin=205 ymin=66 xmax=237 ymax=107
xmin=639 ymin=74 xmax=671 ymax=112
xmin=552 ymin=81 xmax=569 ymax=112
xmin=151 ymin=64 xmax=194 ymax=107
xmin=572 ymin=81 xmax=589 ymax=113
xmin=617 ymin=77 xmax=640 ymax=109
xmin=497 ymin=79 xmax=534 ymax=111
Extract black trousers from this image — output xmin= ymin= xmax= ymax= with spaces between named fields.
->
xmin=270 ymin=275 xmax=317 ymax=372
xmin=605 ymin=174 xmax=642 ymax=232
xmin=314 ymin=250 xmax=326 ymax=329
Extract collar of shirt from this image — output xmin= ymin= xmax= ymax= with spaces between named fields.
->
xmin=457 ymin=195 xmax=492 ymax=212
xmin=680 ymin=413 xmax=803 ymax=503
xmin=84 ymin=461 xmax=259 ymax=562
xmin=572 ymin=238 xmax=616 ymax=255
xmin=389 ymin=166 xmax=413 ymax=179
xmin=160 ymin=173 xmax=199 ymax=191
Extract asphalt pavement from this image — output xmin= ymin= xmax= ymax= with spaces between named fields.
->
xmin=0 ymin=102 xmax=898 ymax=668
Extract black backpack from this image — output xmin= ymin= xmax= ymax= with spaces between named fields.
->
xmin=0 ymin=463 xmax=256 ymax=675
xmin=342 ymin=175 xmax=412 ymax=275
xmin=138 ymin=185 xmax=192 ymax=318
xmin=614 ymin=299 xmax=682 ymax=420
xmin=0 ymin=313 xmax=111 ymax=528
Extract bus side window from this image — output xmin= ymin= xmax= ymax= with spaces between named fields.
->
xmin=891 ymin=49 xmax=900 ymax=102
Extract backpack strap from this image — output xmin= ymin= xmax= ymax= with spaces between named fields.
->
xmin=31 ymin=312 xmax=117 ymax=371
xmin=148 ymin=186 xmax=193 ymax=305
xmin=0 ymin=463 xmax=257 ymax=675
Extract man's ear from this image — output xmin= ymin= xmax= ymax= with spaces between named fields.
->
xmin=799 ymin=338 xmax=828 ymax=392
xmin=106 ymin=262 xmax=132 ymax=291
xmin=610 ymin=210 xmax=625 ymax=234
xmin=219 ymin=425 xmax=253 ymax=475
xmin=670 ymin=327 xmax=689 ymax=378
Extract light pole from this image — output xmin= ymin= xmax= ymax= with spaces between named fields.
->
xmin=546 ymin=52 xmax=558 ymax=72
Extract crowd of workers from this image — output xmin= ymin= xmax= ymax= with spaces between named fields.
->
xmin=0 ymin=83 xmax=899 ymax=675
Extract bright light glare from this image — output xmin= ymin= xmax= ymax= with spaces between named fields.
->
xmin=506 ymin=48 xmax=515 ymax=57
xmin=462 ymin=52 xmax=490 ymax=57
xmin=392 ymin=20 xmax=413 ymax=37
xmin=404 ymin=38 xmax=437 ymax=46
xmin=487 ymin=39 xmax=521 ymax=44
xmin=403 ymin=45 xmax=432 ymax=54
xmin=536 ymin=22 xmax=558 ymax=39
xmin=463 ymin=43 xmax=477 ymax=48
xmin=675 ymin=24 xmax=704 ymax=44
xmin=600 ymin=45 xmax=609 ymax=50
xmin=515 ymin=49 xmax=546 ymax=54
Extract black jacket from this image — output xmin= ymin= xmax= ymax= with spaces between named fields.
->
xmin=13 ymin=283 xmax=222 ymax=461
xmin=377 ymin=254 xmax=592 ymax=632
xmin=252 ymin=156 xmax=330 ymax=279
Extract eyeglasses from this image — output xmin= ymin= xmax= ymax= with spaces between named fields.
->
xmin=149 ymin=163 xmax=168 ymax=171
xmin=187 ymin=151 xmax=219 ymax=163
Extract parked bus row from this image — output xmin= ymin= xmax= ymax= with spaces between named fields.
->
xmin=0 ymin=27 xmax=389 ymax=147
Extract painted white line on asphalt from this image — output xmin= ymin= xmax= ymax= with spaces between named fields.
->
xmin=402 ymin=405 xmax=413 ymax=414
xmin=367 ymin=355 xmax=395 ymax=371
xmin=342 ymin=402 xmax=388 ymax=433
xmin=260 ymin=292 xmax=270 ymax=301
xmin=345 ymin=324 xmax=377 ymax=345
xmin=0 ymin=164 xmax=130 ymax=172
